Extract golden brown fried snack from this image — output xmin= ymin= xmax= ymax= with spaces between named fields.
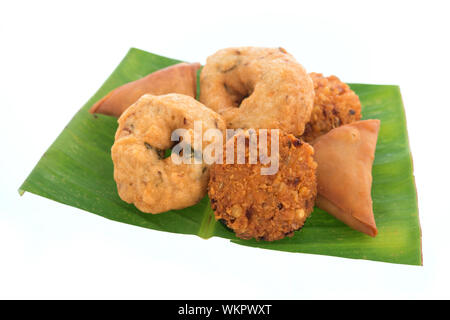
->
xmin=200 ymin=47 xmax=314 ymax=136
xmin=302 ymin=73 xmax=362 ymax=142
xmin=312 ymin=120 xmax=380 ymax=237
xmin=90 ymin=62 xmax=201 ymax=117
xmin=209 ymin=130 xmax=317 ymax=241
xmin=112 ymin=94 xmax=226 ymax=214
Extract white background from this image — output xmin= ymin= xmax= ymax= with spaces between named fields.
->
xmin=1 ymin=0 xmax=449 ymax=299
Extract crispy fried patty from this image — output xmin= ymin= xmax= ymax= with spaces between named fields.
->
xmin=208 ymin=130 xmax=317 ymax=241
xmin=301 ymin=73 xmax=362 ymax=142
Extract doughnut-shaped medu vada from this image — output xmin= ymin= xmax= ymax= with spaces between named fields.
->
xmin=200 ymin=47 xmax=314 ymax=136
xmin=111 ymin=93 xmax=226 ymax=214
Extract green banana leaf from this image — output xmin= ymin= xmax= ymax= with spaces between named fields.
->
xmin=19 ymin=48 xmax=422 ymax=265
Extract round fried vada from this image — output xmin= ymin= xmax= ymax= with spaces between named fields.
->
xmin=208 ymin=130 xmax=317 ymax=241
xmin=200 ymin=47 xmax=314 ymax=136
xmin=112 ymin=93 xmax=226 ymax=214
xmin=302 ymin=73 xmax=362 ymax=142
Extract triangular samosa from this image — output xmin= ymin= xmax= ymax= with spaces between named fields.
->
xmin=312 ymin=119 xmax=380 ymax=237
xmin=89 ymin=62 xmax=201 ymax=117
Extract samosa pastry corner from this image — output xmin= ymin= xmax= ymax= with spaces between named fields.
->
xmin=312 ymin=119 xmax=380 ymax=237
xmin=89 ymin=62 xmax=201 ymax=117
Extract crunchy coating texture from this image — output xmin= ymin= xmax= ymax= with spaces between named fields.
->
xmin=208 ymin=130 xmax=317 ymax=241
xmin=112 ymin=94 xmax=226 ymax=214
xmin=302 ymin=73 xmax=362 ymax=142
xmin=90 ymin=63 xmax=201 ymax=117
xmin=200 ymin=47 xmax=314 ymax=136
